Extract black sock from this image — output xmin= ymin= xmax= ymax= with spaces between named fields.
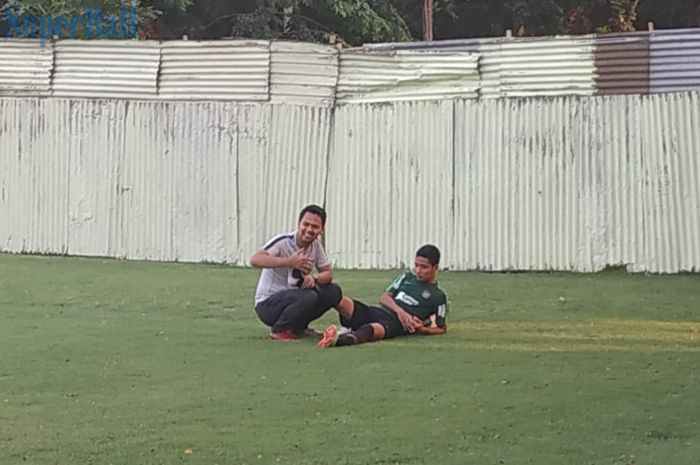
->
xmin=337 ymin=324 xmax=374 ymax=346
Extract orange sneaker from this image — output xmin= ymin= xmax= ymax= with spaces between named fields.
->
xmin=317 ymin=325 xmax=339 ymax=348
xmin=268 ymin=330 xmax=297 ymax=341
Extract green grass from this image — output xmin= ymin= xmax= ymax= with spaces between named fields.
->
xmin=0 ymin=253 xmax=698 ymax=465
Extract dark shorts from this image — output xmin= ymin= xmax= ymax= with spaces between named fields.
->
xmin=340 ymin=299 xmax=405 ymax=339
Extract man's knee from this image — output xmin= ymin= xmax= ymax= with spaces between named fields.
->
xmin=317 ymin=282 xmax=342 ymax=307
xmin=297 ymin=289 xmax=319 ymax=307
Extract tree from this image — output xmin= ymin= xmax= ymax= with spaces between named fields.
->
xmin=160 ymin=0 xmax=411 ymax=44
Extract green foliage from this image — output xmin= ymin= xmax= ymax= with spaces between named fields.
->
xmin=2 ymin=0 xmax=698 ymax=43
xmin=222 ymin=0 xmax=411 ymax=45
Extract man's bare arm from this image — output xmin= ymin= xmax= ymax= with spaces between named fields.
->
xmin=315 ymin=264 xmax=333 ymax=284
xmin=250 ymin=249 xmax=312 ymax=272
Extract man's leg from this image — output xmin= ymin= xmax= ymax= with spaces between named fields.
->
xmin=318 ymin=304 xmax=404 ymax=348
xmin=337 ymin=322 xmax=386 ymax=345
xmin=334 ymin=296 xmax=378 ymax=329
xmin=295 ymin=283 xmax=343 ymax=332
xmin=256 ymin=289 xmax=320 ymax=336
xmin=272 ymin=289 xmax=319 ymax=334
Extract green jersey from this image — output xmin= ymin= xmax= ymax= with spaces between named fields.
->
xmin=381 ymin=271 xmax=448 ymax=327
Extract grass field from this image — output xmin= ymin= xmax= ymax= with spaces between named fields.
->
xmin=0 ymin=253 xmax=698 ymax=465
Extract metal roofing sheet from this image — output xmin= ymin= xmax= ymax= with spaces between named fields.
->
xmin=0 ymin=39 xmax=53 ymax=96
xmin=593 ymin=34 xmax=649 ymax=95
xmin=159 ymin=40 xmax=270 ymax=101
xmin=337 ymin=50 xmax=479 ymax=102
xmin=363 ymin=35 xmax=597 ymax=98
xmin=486 ymin=37 xmax=596 ymax=97
xmin=650 ymin=28 xmax=700 ymax=93
xmin=52 ymin=40 xmax=160 ymax=99
xmin=269 ymin=41 xmax=339 ymax=106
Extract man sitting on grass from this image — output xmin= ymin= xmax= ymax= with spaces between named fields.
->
xmin=251 ymin=204 xmax=342 ymax=341
xmin=318 ymin=244 xmax=448 ymax=348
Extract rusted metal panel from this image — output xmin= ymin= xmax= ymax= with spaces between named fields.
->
xmin=159 ymin=40 xmax=270 ymax=101
xmin=270 ymin=41 xmax=338 ymax=106
xmin=53 ymin=40 xmax=160 ymax=99
xmin=0 ymin=39 xmax=53 ymax=96
xmin=593 ymin=34 xmax=650 ymax=94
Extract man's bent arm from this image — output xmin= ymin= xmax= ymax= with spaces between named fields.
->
xmin=379 ymin=291 xmax=404 ymax=314
xmin=250 ymin=250 xmax=290 ymax=269
xmin=379 ymin=292 xmax=421 ymax=326
xmin=315 ymin=265 xmax=333 ymax=284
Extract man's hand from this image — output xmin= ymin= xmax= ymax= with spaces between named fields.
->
xmin=287 ymin=249 xmax=313 ymax=274
xmin=300 ymin=274 xmax=316 ymax=289
xmin=415 ymin=325 xmax=447 ymax=335
xmin=395 ymin=309 xmax=422 ymax=333
xmin=379 ymin=291 xmax=421 ymax=333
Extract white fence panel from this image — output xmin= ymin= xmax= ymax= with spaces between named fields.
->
xmin=247 ymin=105 xmax=333 ymax=251
xmin=119 ymin=101 xmax=177 ymax=261
xmin=337 ymin=51 xmax=479 ymax=102
xmin=326 ymin=100 xmax=454 ymax=268
xmin=53 ymin=41 xmax=160 ymax=99
xmin=0 ymin=99 xmax=70 ymax=252
xmin=270 ymin=41 xmax=338 ymax=106
xmin=0 ymin=40 xmax=53 ymax=96
xmin=159 ymin=41 xmax=270 ymax=101
xmin=638 ymin=92 xmax=700 ymax=272
xmin=66 ymin=100 xmax=126 ymax=256
xmin=1 ymin=93 xmax=699 ymax=272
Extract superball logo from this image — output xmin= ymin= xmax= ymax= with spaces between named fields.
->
xmin=3 ymin=5 xmax=141 ymax=46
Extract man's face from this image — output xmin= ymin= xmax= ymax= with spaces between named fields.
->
xmin=297 ymin=212 xmax=324 ymax=245
xmin=413 ymin=256 xmax=438 ymax=283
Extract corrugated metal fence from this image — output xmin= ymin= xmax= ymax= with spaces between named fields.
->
xmin=1 ymin=93 xmax=698 ymax=272
xmin=0 ymin=38 xmax=480 ymax=104
xmin=3 ymin=28 xmax=700 ymax=102
xmin=363 ymin=28 xmax=700 ymax=98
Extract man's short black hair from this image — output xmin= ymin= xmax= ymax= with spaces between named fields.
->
xmin=416 ymin=244 xmax=440 ymax=266
xmin=299 ymin=204 xmax=327 ymax=226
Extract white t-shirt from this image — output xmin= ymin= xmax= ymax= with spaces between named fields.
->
xmin=253 ymin=231 xmax=330 ymax=305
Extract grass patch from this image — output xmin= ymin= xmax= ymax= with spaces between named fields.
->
xmin=0 ymin=253 xmax=698 ymax=465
